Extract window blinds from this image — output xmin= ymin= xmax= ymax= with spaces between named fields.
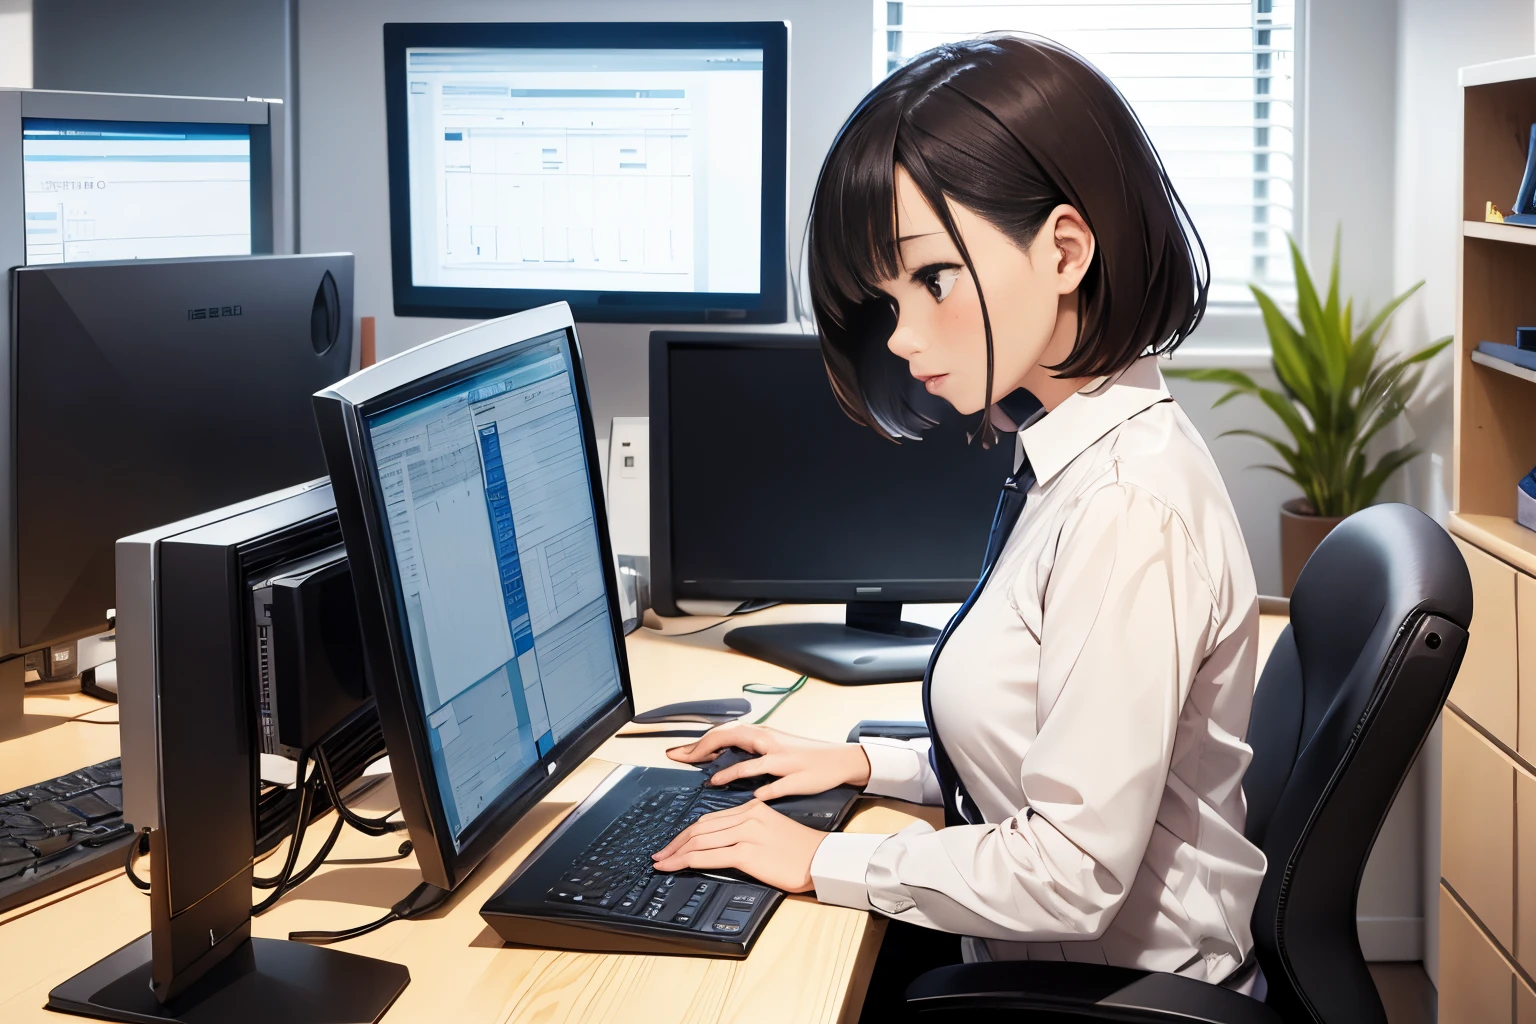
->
xmin=881 ymin=1 xmax=1297 ymax=306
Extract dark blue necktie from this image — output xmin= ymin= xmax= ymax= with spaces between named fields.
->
xmin=922 ymin=459 xmax=1035 ymax=827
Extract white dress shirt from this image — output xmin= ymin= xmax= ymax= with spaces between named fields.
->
xmin=808 ymin=356 xmax=1267 ymax=984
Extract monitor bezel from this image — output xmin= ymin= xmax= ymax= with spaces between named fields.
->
xmin=648 ymin=331 xmax=1008 ymax=616
xmin=315 ymin=304 xmax=634 ymax=892
xmin=382 ymin=21 xmax=789 ymax=324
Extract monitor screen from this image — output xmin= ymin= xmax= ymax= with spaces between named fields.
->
xmin=384 ymin=23 xmax=787 ymax=322
xmin=363 ymin=330 xmax=623 ymax=847
xmin=22 ymin=118 xmax=253 ymax=265
xmin=660 ymin=338 xmax=1015 ymax=604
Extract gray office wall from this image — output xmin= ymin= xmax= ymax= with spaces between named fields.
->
xmin=32 ymin=0 xmax=290 ymax=100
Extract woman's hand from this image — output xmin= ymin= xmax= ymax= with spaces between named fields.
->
xmin=652 ymin=800 xmax=825 ymax=892
xmin=666 ymin=723 xmax=872 ymax=800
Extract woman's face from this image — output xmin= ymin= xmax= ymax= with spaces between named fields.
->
xmin=878 ymin=166 xmax=1095 ymax=415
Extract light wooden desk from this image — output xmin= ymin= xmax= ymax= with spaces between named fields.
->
xmin=0 ymin=605 xmax=1290 ymax=1023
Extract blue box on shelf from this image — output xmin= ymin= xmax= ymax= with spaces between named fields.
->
xmin=1519 ymin=326 xmax=1536 ymax=351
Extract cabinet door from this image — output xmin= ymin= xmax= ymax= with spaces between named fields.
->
xmin=1520 ymin=976 xmax=1536 ymax=1024
xmin=1441 ymin=884 xmax=1513 ymax=1024
xmin=1520 ymin=573 xmax=1536 ymax=754
xmin=1443 ymin=711 xmax=1515 ymax=951
xmin=1452 ymin=538 xmax=1518 ymax=749
xmin=1520 ymin=769 xmax=1536 ymax=972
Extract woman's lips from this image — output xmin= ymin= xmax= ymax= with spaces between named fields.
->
xmin=915 ymin=372 xmax=947 ymax=393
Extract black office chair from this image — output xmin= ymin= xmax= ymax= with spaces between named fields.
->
xmin=905 ymin=502 xmax=1473 ymax=1023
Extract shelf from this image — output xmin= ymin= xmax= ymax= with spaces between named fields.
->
xmin=1471 ymin=349 xmax=1536 ymax=384
xmin=1464 ymin=220 xmax=1536 ymax=245
xmin=1461 ymin=54 xmax=1536 ymax=88
xmin=1449 ymin=512 xmax=1536 ymax=577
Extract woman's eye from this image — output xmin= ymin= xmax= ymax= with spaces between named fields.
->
xmin=922 ymin=266 xmax=961 ymax=303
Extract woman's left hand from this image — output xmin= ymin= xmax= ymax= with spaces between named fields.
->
xmin=652 ymin=800 xmax=826 ymax=892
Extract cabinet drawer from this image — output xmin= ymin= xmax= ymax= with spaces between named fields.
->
xmin=1452 ymin=538 xmax=1518 ymax=748
xmin=1444 ymin=711 xmax=1515 ymax=951
xmin=1441 ymin=884 xmax=1513 ymax=1024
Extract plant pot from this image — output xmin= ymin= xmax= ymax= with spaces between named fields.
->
xmin=1279 ymin=498 xmax=1345 ymax=597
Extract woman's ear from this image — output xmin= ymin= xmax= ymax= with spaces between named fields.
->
xmin=1040 ymin=204 xmax=1095 ymax=295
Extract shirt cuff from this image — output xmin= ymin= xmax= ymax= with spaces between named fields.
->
xmin=860 ymin=738 xmax=934 ymax=803
xmin=810 ymin=831 xmax=890 ymax=910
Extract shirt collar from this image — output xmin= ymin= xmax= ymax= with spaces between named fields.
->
xmin=1019 ymin=356 xmax=1171 ymax=485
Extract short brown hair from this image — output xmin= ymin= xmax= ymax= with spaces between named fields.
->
xmin=808 ymin=34 xmax=1208 ymax=441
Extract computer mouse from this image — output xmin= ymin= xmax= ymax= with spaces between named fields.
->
xmin=696 ymin=746 xmax=774 ymax=792
xmin=631 ymin=697 xmax=752 ymax=725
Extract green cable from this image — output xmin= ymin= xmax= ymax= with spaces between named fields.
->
xmin=744 ymin=674 xmax=807 ymax=724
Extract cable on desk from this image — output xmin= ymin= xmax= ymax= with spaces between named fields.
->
xmin=124 ymin=828 xmax=151 ymax=892
xmin=251 ymin=745 xmax=318 ymax=911
xmin=289 ymin=879 xmax=449 ymax=946
xmin=744 ymin=674 xmax=807 ymax=724
xmin=316 ymin=745 xmax=405 ymax=836
xmin=329 ymin=839 xmax=413 ymax=866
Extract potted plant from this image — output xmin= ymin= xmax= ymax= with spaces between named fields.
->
xmin=1168 ymin=233 xmax=1451 ymax=595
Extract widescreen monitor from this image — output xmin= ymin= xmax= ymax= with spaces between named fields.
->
xmin=315 ymin=302 xmax=632 ymax=891
xmin=383 ymin=22 xmax=787 ymax=323
xmin=650 ymin=332 xmax=1017 ymax=683
xmin=22 ymin=118 xmax=254 ymax=264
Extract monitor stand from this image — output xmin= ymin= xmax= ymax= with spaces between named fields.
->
xmin=47 ymin=933 xmax=409 ymax=1024
xmin=723 ymin=602 xmax=942 ymax=685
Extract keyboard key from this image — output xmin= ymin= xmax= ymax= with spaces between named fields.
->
xmin=710 ymin=920 xmax=741 ymax=933
xmin=64 ymin=792 xmax=118 ymax=823
xmin=31 ymin=803 xmax=85 ymax=829
xmin=728 ymin=892 xmax=760 ymax=911
xmin=0 ymin=844 xmax=35 ymax=867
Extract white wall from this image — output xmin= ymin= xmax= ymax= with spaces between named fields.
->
xmin=296 ymin=0 xmax=874 ymax=445
xmin=0 ymin=0 xmax=30 ymax=89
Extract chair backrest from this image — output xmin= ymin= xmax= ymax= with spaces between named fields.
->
xmin=1241 ymin=503 xmax=1472 ymax=1024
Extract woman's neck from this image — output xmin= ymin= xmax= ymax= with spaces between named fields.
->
xmin=1017 ymin=294 xmax=1092 ymax=412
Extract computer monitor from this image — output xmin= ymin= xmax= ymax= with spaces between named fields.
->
xmin=316 ymin=302 xmax=632 ymax=892
xmin=0 ymin=88 xmax=290 ymax=672
xmin=382 ymin=22 xmax=788 ymax=323
xmin=66 ymin=479 xmax=407 ymax=1020
xmin=7 ymin=253 xmax=353 ymax=660
xmin=22 ymin=118 xmax=255 ymax=265
xmin=649 ymin=332 xmax=1017 ymax=684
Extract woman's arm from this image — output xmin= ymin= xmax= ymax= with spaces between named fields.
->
xmin=810 ymin=482 xmax=1220 ymax=941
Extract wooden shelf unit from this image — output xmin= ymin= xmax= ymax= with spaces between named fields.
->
xmin=1442 ymin=58 xmax=1536 ymax=1024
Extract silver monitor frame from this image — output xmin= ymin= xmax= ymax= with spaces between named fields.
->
xmin=0 ymin=88 xmax=291 ymax=662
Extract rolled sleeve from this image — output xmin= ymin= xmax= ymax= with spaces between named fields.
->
xmin=809 ymin=831 xmax=890 ymax=909
xmin=860 ymin=738 xmax=942 ymax=805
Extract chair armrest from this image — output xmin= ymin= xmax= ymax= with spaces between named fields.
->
xmin=905 ymin=961 xmax=1284 ymax=1024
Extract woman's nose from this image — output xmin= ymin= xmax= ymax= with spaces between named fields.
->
xmin=887 ymin=317 xmax=921 ymax=361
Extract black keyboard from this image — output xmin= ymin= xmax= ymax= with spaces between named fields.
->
xmin=544 ymin=784 xmax=754 ymax=919
xmin=0 ymin=758 xmax=136 ymax=914
xmin=482 ymin=765 xmax=862 ymax=956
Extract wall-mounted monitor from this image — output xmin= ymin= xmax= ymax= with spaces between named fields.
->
xmin=383 ymin=22 xmax=788 ymax=323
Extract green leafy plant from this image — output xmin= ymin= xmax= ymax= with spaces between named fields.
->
xmin=1168 ymin=233 xmax=1451 ymax=517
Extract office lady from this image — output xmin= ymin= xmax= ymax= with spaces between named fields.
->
xmin=655 ymin=34 xmax=1266 ymax=994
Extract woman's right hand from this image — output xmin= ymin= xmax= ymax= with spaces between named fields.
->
xmin=666 ymin=723 xmax=872 ymax=801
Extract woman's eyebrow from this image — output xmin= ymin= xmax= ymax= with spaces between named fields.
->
xmin=898 ymin=231 xmax=944 ymax=242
